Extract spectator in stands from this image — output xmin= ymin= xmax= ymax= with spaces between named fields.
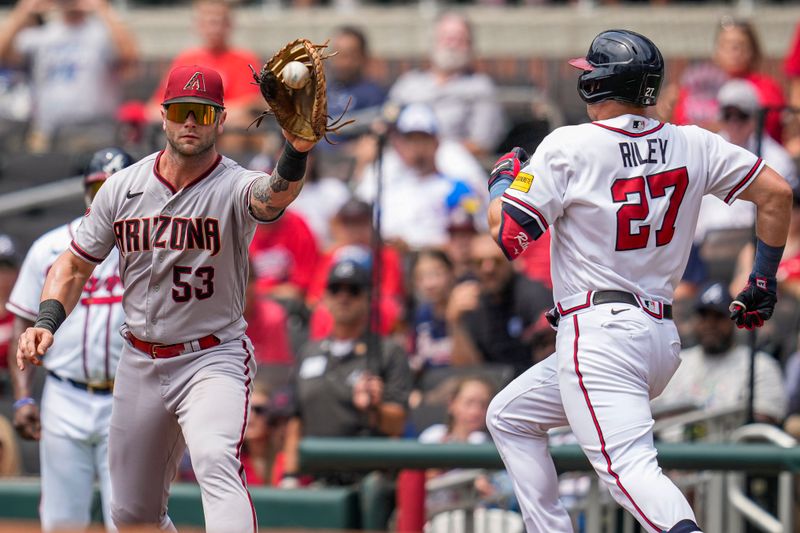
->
xmin=244 ymin=263 xmax=293 ymax=366
xmin=147 ymin=0 xmax=261 ymax=149
xmin=446 ymin=233 xmax=552 ymax=377
xmin=249 ymin=209 xmax=319 ymax=303
xmin=443 ymin=208 xmax=479 ymax=282
xmin=308 ymin=245 xmax=403 ymax=341
xmin=0 ymin=0 xmax=138 ymax=151
xmin=419 ymin=376 xmax=492 ymax=445
xmin=356 ymin=103 xmax=481 ymax=250
xmin=695 ymin=79 xmax=798 ymax=243
xmin=670 ymin=18 xmax=784 ymax=142
xmin=326 ymin=26 xmax=386 ymax=145
xmin=289 ymin=157 xmax=351 ymax=249
xmin=0 ymin=235 xmax=19 ymax=391
xmin=307 ymin=201 xmax=404 ymax=306
xmin=0 ymin=414 xmax=21 ymax=477
xmin=388 ymin=12 xmax=506 ymax=157
xmin=656 ymin=282 xmax=787 ymax=425
xmin=280 ymin=255 xmax=411 ymax=487
xmin=240 ymin=383 xmax=282 ymax=486
xmin=410 ymin=250 xmax=456 ymax=373
xmin=783 ymin=21 xmax=800 ymax=156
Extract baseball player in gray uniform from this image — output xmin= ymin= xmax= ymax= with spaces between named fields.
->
xmin=16 ymin=64 xmax=318 ymax=533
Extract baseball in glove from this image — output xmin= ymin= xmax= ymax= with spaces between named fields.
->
xmin=250 ymin=38 xmax=353 ymax=142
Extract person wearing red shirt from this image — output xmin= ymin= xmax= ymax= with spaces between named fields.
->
xmin=307 ymin=198 xmax=404 ymax=306
xmin=0 ymin=235 xmax=19 ymax=379
xmin=244 ymin=265 xmax=293 ymax=365
xmin=147 ymin=0 xmax=261 ymax=141
xmin=670 ymin=18 xmax=785 ymax=142
xmin=250 ymin=210 xmax=320 ymax=301
xmin=783 ymin=22 xmax=800 ymax=155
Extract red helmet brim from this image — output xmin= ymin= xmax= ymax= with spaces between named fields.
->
xmin=568 ymin=57 xmax=595 ymax=71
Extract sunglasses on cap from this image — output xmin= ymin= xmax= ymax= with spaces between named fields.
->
xmin=327 ymin=283 xmax=365 ymax=296
xmin=721 ymin=107 xmax=751 ymax=123
xmin=165 ymin=102 xmax=221 ymax=126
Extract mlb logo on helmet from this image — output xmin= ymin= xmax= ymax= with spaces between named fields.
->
xmin=162 ymin=65 xmax=225 ymax=107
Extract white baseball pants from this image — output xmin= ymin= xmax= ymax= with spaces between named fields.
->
xmin=487 ymin=299 xmax=697 ymax=533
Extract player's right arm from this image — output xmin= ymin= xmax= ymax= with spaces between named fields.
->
xmin=16 ymin=251 xmax=97 ymax=370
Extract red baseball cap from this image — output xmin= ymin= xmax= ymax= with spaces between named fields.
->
xmin=162 ymin=65 xmax=225 ymax=107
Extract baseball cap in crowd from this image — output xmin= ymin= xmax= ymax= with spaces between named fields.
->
xmin=162 ymin=65 xmax=225 ymax=108
xmin=395 ymin=103 xmax=439 ymax=136
xmin=0 ymin=234 xmax=20 ymax=268
xmin=335 ymin=198 xmax=372 ymax=225
xmin=447 ymin=205 xmax=478 ymax=234
xmin=717 ymin=79 xmax=759 ymax=118
xmin=695 ymin=282 xmax=732 ymax=316
xmin=327 ymin=246 xmax=372 ymax=289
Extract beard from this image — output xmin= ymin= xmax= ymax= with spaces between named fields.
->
xmin=699 ymin=332 xmax=734 ymax=355
xmin=166 ymin=133 xmax=216 ymax=157
xmin=431 ymin=47 xmax=471 ymax=73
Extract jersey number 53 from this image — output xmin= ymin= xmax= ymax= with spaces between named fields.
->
xmin=611 ymin=167 xmax=688 ymax=251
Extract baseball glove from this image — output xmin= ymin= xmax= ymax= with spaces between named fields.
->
xmin=250 ymin=38 xmax=353 ymax=142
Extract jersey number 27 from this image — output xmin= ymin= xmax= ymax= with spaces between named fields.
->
xmin=612 ymin=167 xmax=688 ymax=251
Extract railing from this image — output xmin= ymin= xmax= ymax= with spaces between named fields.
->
xmin=299 ymin=434 xmax=800 ymax=533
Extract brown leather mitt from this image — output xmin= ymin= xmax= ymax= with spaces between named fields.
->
xmin=250 ymin=38 xmax=352 ymax=142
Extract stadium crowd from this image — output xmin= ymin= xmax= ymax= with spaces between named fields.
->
xmin=1 ymin=0 xmax=800 ymax=529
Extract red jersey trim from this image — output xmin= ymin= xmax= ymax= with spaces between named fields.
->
xmin=80 ymin=295 xmax=124 ymax=306
xmin=152 ymin=152 xmax=223 ymax=194
xmin=70 ymin=241 xmax=104 ymax=264
xmin=593 ymin=122 xmax=665 ymax=138
xmin=724 ymin=158 xmax=763 ymax=205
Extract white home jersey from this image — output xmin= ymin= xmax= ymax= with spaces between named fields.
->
xmin=7 ymin=218 xmax=124 ymax=383
xmin=70 ymin=151 xmax=268 ymax=344
xmin=501 ymin=115 xmax=764 ymax=303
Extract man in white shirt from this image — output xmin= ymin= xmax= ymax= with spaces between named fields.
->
xmin=656 ymin=281 xmax=787 ymax=424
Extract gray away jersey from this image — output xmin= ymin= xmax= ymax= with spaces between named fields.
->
xmin=71 ymin=151 xmax=270 ymax=344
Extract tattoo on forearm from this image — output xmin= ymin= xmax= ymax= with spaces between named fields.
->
xmin=252 ymin=175 xmax=271 ymax=205
xmin=270 ymin=173 xmax=290 ymax=193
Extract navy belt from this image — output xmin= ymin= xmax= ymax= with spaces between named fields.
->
xmin=47 ymin=370 xmax=114 ymax=395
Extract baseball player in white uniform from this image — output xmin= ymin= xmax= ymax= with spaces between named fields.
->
xmin=6 ymin=147 xmax=133 ymax=531
xmin=15 ymin=64 xmax=319 ymax=533
xmin=484 ymin=30 xmax=792 ymax=533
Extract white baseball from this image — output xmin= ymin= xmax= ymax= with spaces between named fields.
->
xmin=282 ymin=61 xmax=311 ymax=89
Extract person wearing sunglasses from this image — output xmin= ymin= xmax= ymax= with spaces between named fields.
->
xmin=15 ymin=64 xmax=320 ymax=533
xmin=6 ymin=147 xmax=133 ymax=531
xmin=280 ymin=254 xmax=412 ymax=488
xmin=695 ymin=79 xmax=798 ymax=244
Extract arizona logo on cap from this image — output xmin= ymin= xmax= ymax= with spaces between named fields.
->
xmin=162 ymin=65 xmax=225 ymax=107
xmin=183 ymin=71 xmax=206 ymax=92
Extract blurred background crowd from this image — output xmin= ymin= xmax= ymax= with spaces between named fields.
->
xmin=0 ymin=0 xmax=799 ymax=529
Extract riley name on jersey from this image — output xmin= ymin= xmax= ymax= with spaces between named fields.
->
xmin=112 ymin=216 xmax=221 ymax=256
xmin=619 ymin=138 xmax=669 ymax=168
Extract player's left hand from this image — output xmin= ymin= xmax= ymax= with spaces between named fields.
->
xmin=729 ymin=274 xmax=777 ymax=330
xmin=16 ymin=327 xmax=53 ymax=370
xmin=282 ymin=128 xmax=316 ymax=153
xmin=489 ymin=147 xmax=529 ymax=191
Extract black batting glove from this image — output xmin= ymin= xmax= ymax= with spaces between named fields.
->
xmin=489 ymin=147 xmax=529 ymax=191
xmin=729 ymin=274 xmax=777 ymax=330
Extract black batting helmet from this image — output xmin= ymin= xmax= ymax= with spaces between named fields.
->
xmin=568 ymin=29 xmax=664 ymax=107
xmin=84 ymin=147 xmax=134 ymax=205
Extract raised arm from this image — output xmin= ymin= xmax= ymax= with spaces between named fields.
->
xmin=0 ymin=0 xmax=44 ymax=66
xmin=16 ymin=250 xmax=96 ymax=369
xmin=249 ymin=131 xmax=316 ymax=221
xmin=94 ymin=0 xmax=139 ymax=73
xmin=729 ymin=165 xmax=793 ymax=329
